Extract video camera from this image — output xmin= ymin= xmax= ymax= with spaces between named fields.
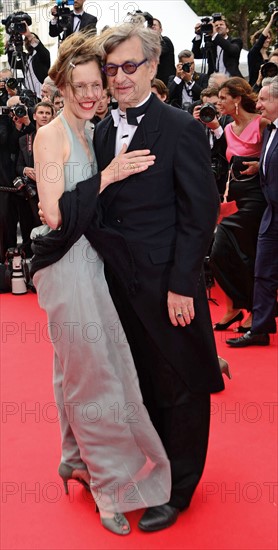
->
xmin=55 ymin=0 xmax=74 ymax=31
xmin=269 ymin=1 xmax=278 ymax=27
xmin=2 ymin=11 xmax=32 ymax=52
xmin=198 ymin=13 xmax=223 ymax=36
xmin=2 ymin=11 xmax=32 ymax=34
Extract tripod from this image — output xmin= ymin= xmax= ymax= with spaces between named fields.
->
xmin=8 ymin=37 xmax=38 ymax=99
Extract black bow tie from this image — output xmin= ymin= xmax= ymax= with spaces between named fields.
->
xmin=74 ymin=14 xmax=82 ymax=20
xmin=267 ymin=122 xmax=277 ymax=131
xmin=123 ymin=95 xmax=153 ymax=125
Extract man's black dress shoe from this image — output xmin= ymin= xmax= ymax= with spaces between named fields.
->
xmin=226 ymin=331 xmax=270 ymax=347
xmin=138 ymin=504 xmax=179 ymax=532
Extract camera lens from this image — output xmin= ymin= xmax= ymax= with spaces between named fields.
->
xmin=182 ymin=63 xmax=191 ymax=72
xmin=13 ymin=104 xmax=27 ymax=118
xmin=261 ymin=61 xmax=278 ymax=79
xmin=199 ymin=103 xmax=218 ymax=123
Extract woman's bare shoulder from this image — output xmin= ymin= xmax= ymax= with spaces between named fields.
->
xmin=35 ymin=117 xmax=65 ymax=145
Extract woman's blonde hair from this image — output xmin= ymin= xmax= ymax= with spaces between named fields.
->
xmin=48 ymin=32 xmax=106 ymax=90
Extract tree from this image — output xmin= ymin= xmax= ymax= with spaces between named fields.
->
xmin=0 ymin=25 xmax=5 ymax=56
xmin=185 ymin=0 xmax=274 ymax=49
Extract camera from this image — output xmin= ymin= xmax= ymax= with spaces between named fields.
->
xmin=200 ymin=16 xmax=214 ymax=35
xmin=12 ymin=103 xmax=28 ymax=118
xmin=261 ymin=61 xmax=278 ymax=78
xmin=6 ymin=247 xmax=29 ymax=295
xmin=2 ymin=11 xmax=32 ymax=35
xmin=199 ymin=102 xmax=218 ymax=123
xmin=212 ymin=13 xmax=223 ymax=22
xmin=55 ymin=0 xmax=74 ymax=31
xmin=269 ymin=2 xmax=278 ymax=27
xmin=182 ymin=62 xmax=192 ymax=73
xmin=19 ymin=89 xmax=37 ymax=108
xmin=13 ymin=176 xmax=37 ymax=199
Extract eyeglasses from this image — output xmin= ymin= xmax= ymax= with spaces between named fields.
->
xmin=102 ymin=58 xmax=148 ymax=77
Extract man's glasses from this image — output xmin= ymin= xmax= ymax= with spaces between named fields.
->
xmin=102 ymin=58 xmax=148 ymax=77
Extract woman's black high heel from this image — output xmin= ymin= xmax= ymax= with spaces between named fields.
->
xmin=58 ymin=463 xmax=91 ymax=494
xmin=214 ymin=311 xmax=244 ymax=331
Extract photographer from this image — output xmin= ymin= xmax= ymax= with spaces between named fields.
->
xmin=248 ymin=10 xmax=277 ymax=86
xmin=192 ymin=15 xmax=243 ymax=77
xmin=168 ymin=49 xmax=208 ymax=110
xmin=16 ymin=101 xmax=54 ymax=240
xmin=151 ymin=18 xmax=176 ymax=85
xmin=253 ymin=48 xmax=278 ymax=92
xmin=4 ymin=12 xmax=50 ymax=99
xmin=192 ymin=87 xmax=230 ymax=199
xmin=0 ymin=69 xmax=19 ymax=106
xmin=0 ymin=105 xmax=17 ymax=262
xmin=49 ymin=0 xmax=97 ymax=41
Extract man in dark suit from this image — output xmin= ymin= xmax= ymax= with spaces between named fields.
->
xmin=168 ymin=49 xmax=208 ymax=109
xmin=151 ymin=18 xmax=176 ymax=85
xmin=227 ymin=77 xmax=278 ymax=347
xmin=192 ymin=16 xmax=242 ymax=77
xmin=49 ymin=0 xmax=97 ymax=41
xmin=94 ymin=23 xmax=224 ymax=531
xmin=15 ymin=101 xmax=54 ymax=256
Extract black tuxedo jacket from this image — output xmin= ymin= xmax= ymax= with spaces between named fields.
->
xmin=168 ymin=73 xmax=209 ymax=108
xmin=259 ymin=128 xmax=278 ymax=234
xmin=94 ymin=94 xmax=224 ymax=393
xmin=49 ymin=11 xmax=97 ymax=39
xmin=16 ymin=131 xmax=35 ymax=177
xmin=192 ymin=34 xmax=243 ymax=77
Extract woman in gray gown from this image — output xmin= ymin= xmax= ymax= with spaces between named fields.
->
xmin=31 ymin=33 xmax=171 ymax=535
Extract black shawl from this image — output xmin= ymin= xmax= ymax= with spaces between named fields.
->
xmin=30 ymin=175 xmax=138 ymax=294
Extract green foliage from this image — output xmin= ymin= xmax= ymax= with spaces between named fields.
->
xmin=0 ymin=25 xmax=5 ymax=56
xmin=185 ymin=0 xmax=275 ymax=48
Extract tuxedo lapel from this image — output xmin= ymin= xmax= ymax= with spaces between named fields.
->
xmin=100 ymin=96 xmax=162 ymax=209
xmin=127 ymin=105 xmax=161 ymax=153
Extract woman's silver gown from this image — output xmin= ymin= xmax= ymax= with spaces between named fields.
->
xmin=32 ymin=114 xmax=171 ymax=513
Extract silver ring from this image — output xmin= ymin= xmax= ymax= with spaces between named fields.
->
xmin=176 ymin=313 xmax=183 ymax=318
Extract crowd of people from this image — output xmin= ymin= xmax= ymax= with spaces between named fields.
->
xmin=0 ymin=4 xmax=277 ymax=537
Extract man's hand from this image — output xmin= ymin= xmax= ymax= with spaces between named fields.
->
xmin=12 ymin=112 xmax=31 ymax=130
xmin=167 ymin=291 xmax=195 ymax=327
xmin=176 ymin=63 xmax=192 ymax=82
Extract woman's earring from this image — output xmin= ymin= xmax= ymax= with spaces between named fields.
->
xmin=235 ymin=103 xmax=239 ymax=115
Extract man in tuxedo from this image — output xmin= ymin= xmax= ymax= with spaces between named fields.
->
xmin=49 ymin=0 xmax=97 ymax=41
xmin=168 ymin=49 xmax=208 ymax=110
xmin=192 ymin=16 xmax=242 ymax=77
xmin=94 ymin=23 xmax=224 ymax=531
xmin=227 ymin=76 xmax=278 ymax=347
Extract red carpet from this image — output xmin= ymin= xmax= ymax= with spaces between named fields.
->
xmin=0 ymin=284 xmax=277 ymax=550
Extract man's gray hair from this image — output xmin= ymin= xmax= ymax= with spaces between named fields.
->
xmin=178 ymin=49 xmax=193 ymax=60
xmin=262 ymin=75 xmax=278 ymax=97
xmin=96 ymin=23 xmax=161 ymax=63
